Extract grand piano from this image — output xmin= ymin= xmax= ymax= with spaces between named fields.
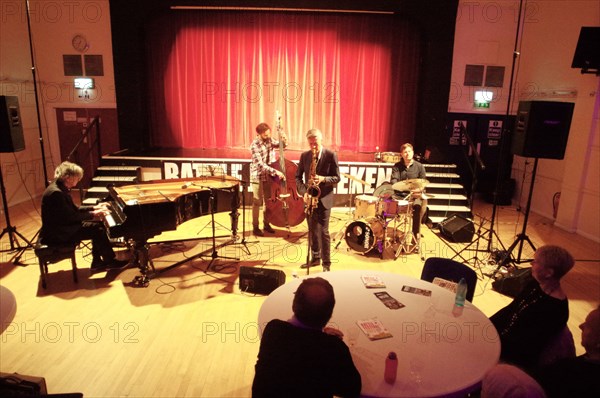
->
xmin=102 ymin=175 xmax=240 ymax=284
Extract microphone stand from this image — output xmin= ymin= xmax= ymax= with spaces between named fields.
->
xmin=305 ymin=206 xmax=313 ymax=276
xmin=233 ymin=179 xmax=258 ymax=255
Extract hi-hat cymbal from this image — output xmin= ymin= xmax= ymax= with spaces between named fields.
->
xmin=392 ymin=178 xmax=429 ymax=191
xmin=341 ymin=172 xmax=370 ymax=187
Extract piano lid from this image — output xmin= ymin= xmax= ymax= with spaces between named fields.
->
xmin=112 ymin=176 xmax=240 ymax=205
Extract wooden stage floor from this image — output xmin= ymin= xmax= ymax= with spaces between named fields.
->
xmin=0 ymin=196 xmax=598 ymax=397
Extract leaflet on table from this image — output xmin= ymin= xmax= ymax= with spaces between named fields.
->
xmin=401 ymin=285 xmax=432 ymax=297
xmin=374 ymin=291 xmax=405 ymax=310
xmin=356 ymin=318 xmax=393 ymax=340
xmin=432 ymin=277 xmax=458 ymax=293
xmin=361 ymin=275 xmax=386 ymax=288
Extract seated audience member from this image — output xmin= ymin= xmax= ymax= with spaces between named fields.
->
xmin=490 ymin=245 xmax=574 ymax=371
xmin=41 ymin=161 xmax=128 ymax=271
xmin=535 ymin=305 xmax=600 ymax=397
xmin=483 ymin=305 xmax=600 ymax=398
xmin=252 ymin=277 xmax=361 ymax=398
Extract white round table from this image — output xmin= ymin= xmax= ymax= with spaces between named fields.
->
xmin=258 ymin=270 xmax=500 ymax=398
xmin=0 ymin=285 xmax=17 ymax=334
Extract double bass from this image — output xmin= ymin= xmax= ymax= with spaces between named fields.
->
xmin=264 ymin=113 xmax=305 ymax=229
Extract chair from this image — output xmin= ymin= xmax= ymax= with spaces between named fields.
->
xmin=420 ymin=257 xmax=477 ymax=302
xmin=34 ymin=237 xmax=78 ymax=289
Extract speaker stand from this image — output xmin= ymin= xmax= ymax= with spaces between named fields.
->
xmin=0 ymin=165 xmax=33 ymax=262
xmin=492 ymin=158 xmax=539 ymax=276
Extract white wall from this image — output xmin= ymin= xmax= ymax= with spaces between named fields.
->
xmin=451 ymin=0 xmax=600 ymax=241
xmin=0 ymin=0 xmax=115 ymax=207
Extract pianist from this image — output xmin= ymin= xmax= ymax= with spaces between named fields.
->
xmin=41 ymin=161 xmax=128 ymax=271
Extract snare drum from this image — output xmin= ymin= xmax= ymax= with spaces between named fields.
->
xmin=378 ymin=198 xmax=411 ymax=217
xmin=354 ymin=194 xmax=378 ymax=219
xmin=344 ymin=217 xmax=385 ymax=254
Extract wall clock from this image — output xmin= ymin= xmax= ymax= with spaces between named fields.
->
xmin=72 ymin=34 xmax=89 ymax=53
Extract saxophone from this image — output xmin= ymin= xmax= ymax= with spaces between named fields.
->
xmin=305 ymin=147 xmax=321 ymax=214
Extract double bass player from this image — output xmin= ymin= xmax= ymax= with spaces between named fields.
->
xmin=250 ymin=122 xmax=287 ymax=236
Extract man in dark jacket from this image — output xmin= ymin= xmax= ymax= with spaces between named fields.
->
xmin=295 ymin=128 xmax=340 ymax=271
xmin=41 ymin=161 xmax=127 ymax=271
xmin=253 ymin=277 xmax=361 ymax=398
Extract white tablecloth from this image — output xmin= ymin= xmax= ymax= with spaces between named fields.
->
xmin=258 ymin=270 xmax=500 ymax=398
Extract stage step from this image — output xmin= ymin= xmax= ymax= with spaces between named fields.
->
xmin=428 ymin=193 xmax=469 ymax=206
xmin=96 ymin=165 xmax=141 ymax=177
xmin=423 ymin=163 xmax=472 ymax=225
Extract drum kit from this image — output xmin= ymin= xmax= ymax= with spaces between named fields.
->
xmin=336 ymin=154 xmax=430 ymax=259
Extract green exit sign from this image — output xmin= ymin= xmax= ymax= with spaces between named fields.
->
xmin=475 ymin=102 xmax=490 ymax=108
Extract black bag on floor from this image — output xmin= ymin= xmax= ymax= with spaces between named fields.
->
xmin=0 ymin=372 xmax=47 ymax=396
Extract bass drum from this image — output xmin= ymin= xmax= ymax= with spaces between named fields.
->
xmin=344 ymin=217 xmax=385 ymax=254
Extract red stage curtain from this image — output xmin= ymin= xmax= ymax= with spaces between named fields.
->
xmin=146 ymin=11 xmax=420 ymax=153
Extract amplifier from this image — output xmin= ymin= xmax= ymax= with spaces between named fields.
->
xmin=438 ymin=214 xmax=475 ymax=243
xmin=239 ymin=266 xmax=286 ymax=295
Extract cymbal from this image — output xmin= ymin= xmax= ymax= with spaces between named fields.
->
xmin=341 ymin=172 xmax=370 ymax=187
xmin=392 ymin=178 xmax=429 ymax=192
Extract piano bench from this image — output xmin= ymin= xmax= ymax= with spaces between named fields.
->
xmin=34 ymin=240 xmax=78 ymax=289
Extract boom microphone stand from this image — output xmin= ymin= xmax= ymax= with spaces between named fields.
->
xmin=484 ymin=0 xmax=526 ymax=259
xmin=492 ymin=158 xmax=539 ymax=274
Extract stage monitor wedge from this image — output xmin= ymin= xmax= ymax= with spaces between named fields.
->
xmin=0 ymin=96 xmax=25 ymax=153
xmin=511 ymin=101 xmax=574 ymax=160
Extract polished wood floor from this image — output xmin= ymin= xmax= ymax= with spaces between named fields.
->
xmin=0 ymin=197 xmax=598 ymax=397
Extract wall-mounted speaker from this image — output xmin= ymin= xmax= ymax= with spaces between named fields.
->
xmin=0 ymin=96 xmax=25 ymax=153
xmin=239 ymin=266 xmax=286 ymax=295
xmin=511 ymin=101 xmax=574 ymax=160
xmin=438 ymin=214 xmax=475 ymax=243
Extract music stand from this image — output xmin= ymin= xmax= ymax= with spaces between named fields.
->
xmin=230 ymin=179 xmax=258 ymax=255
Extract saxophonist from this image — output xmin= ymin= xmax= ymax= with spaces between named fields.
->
xmin=295 ymin=129 xmax=340 ymax=272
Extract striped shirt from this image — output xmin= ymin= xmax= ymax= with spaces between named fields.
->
xmin=250 ymin=136 xmax=282 ymax=181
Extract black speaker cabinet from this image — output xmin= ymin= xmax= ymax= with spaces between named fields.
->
xmin=0 ymin=96 xmax=25 ymax=153
xmin=511 ymin=101 xmax=574 ymax=160
xmin=239 ymin=266 xmax=286 ymax=295
xmin=492 ymin=268 xmax=533 ymax=298
xmin=438 ymin=214 xmax=475 ymax=243
xmin=571 ymin=27 xmax=600 ymax=73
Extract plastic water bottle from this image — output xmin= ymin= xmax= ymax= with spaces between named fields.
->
xmin=455 ymin=277 xmax=467 ymax=307
xmin=452 ymin=278 xmax=468 ymax=317
xmin=384 ymin=351 xmax=398 ymax=384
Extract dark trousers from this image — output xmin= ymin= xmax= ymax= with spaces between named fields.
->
xmin=412 ymin=204 xmax=422 ymax=235
xmin=307 ymin=205 xmax=331 ymax=266
xmin=70 ymin=222 xmax=116 ymax=262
